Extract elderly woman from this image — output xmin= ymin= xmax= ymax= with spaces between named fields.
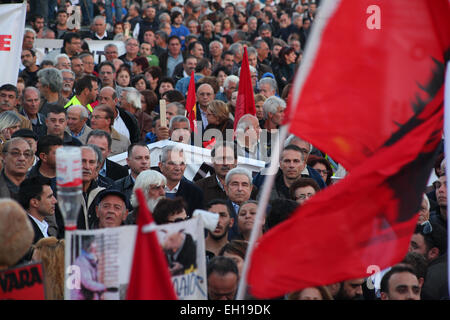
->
xmin=0 ymin=111 xmax=22 ymax=152
xmin=120 ymin=87 xmax=153 ymax=140
xmin=205 ymin=100 xmax=234 ymax=141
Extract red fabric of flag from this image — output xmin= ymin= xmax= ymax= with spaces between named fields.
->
xmin=247 ymin=0 xmax=450 ymax=299
xmin=234 ymin=46 xmax=256 ymax=130
xmin=185 ymin=71 xmax=197 ymax=133
xmin=126 ymin=189 xmax=177 ymax=300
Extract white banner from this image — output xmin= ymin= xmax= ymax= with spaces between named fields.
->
xmin=108 ymin=140 xmax=266 ymax=181
xmin=0 ymin=2 xmax=27 ymax=86
xmin=65 ymin=226 xmax=137 ymax=300
xmin=154 ymin=217 xmax=207 ymax=300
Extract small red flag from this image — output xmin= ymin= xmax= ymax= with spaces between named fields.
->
xmin=247 ymin=0 xmax=450 ymax=298
xmin=126 ymin=189 xmax=178 ymax=300
xmin=234 ymin=46 xmax=256 ymax=130
xmin=185 ymin=71 xmax=198 ymax=133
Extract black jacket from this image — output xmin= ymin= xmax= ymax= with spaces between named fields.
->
xmin=113 ymin=174 xmax=134 ymax=209
xmin=175 ymin=177 xmax=205 ymax=217
xmin=117 ymin=106 xmax=140 ymax=143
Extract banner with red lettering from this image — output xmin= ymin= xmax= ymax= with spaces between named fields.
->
xmin=0 ymin=263 xmax=45 ymax=300
xmin=0 ymin=2 xmax=27 ymax=86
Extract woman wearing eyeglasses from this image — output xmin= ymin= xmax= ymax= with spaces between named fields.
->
xmin=289 ymin=177 xmax=320 ymax=205
xmin=307 ymin=155 xmax=334 ymax=186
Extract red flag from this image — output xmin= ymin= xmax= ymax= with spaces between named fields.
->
xmin=234 ymin=46 xmax=256 ymax=130
xmin=185 ymin=71 xmax=198 ymax=133
xmin=126 ymin=189 xmax=178 ymax=300
xmin=247 ymin=0 xmax=450 ymax=298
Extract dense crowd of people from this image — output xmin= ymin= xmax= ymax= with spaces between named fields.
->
xmin=0 ymin=0 xmax=448 ymax=301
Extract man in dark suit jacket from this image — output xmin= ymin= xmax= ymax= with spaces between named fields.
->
xmin=159 ymin=145 xmax=204 ymax=217
xmin=18 ymin=177 xmax=58 ymax=244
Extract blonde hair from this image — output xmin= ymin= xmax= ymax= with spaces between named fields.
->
xmin=207 ymin=100 xmax=229 ymax=123
xmin=254 ymin=93 xmax=267 ymax=105
xmin=33 ymin=237 xmax=65 ymax=300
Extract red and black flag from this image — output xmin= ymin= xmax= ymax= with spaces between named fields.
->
xmin=247 ymin=0 xmax=450 ymax=298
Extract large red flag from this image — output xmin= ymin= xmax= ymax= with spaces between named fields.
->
xmin=185 ymin=71 xmax=198 ymax=133
xmin=126 ymin=189 xmax=177 ymax=300
xmin=247 ymin=0 xmax=450 ymax=298
xmin=234 ymin=46 xmax=256 ymax=130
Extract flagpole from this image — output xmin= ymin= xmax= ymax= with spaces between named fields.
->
xmin=236 ymin=125 xmax=289 ymax=300
xmin=443 ymin=61 xmax=450 ymax=298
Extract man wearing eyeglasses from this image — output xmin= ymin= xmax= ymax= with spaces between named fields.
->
xmin=0 ymin=138 xmax=34 ymax=200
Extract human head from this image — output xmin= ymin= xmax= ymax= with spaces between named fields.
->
xmin=98 ymin=61 xmax=116 ymax=88
xmin=211 ymin=142 xmax=238 ymax=180
xmin=307 ymin=155 xmax=333 ymax=186
xmin=21 ymin=48 xmax=37 ymax=69
xmin=67 ymin=105 xmax=89 ymax=134
xmin=55 ymin=53 xmax=72 ymax=70
xmin=45 ymin=105 xmax=67 ymax=138
xmin=258 ymin=77 xmax=277 ymax=98
xmin=263 ymin=96 xmax=286 ymax=127
xmin=36 ymin=135 xmax=63 ymax=170
xmin=61 ymin=69 xmax=76 ymax=95
xmin=223 ymin=75 xmax=239 ymax=102
xmin=74 ymin=75 xmax=99 ymax=103
xmin=80 ymin=146 xmax=99 ymax=184
xmin=120 ymin=87 xmax=142 ymax=113
xmin=169 ymin=115 xmax=191 ymax=143
xmin=92 ymin=15 xmax=107 ymax=35
xmin=11 ymin=129 xmax=38 ymax=154
xmin=70 ymin=56 xmax=84 ymax=78
xmin=79 ymin=53 xmax=95 ymax=74
xmin=287 ymin=286 xmax=334 ymax=300
xmin=206 ymin=199 xmax=234 ymax=241
xmin=1 ymin=137 xmax=34 ymax=177
xmin=95 ymin=190 xmax=129 ymax=228
xmin=23 ymin=28 xmax=36 ymax=50
xmin=104 ymin=43 xmax=119 ymax=62
xmin=130 ymin=169 xmax=167 ymax=210
xmin=158 ymin=145 xmax=186 ymax=185
xmin=0 ymin=111 xmax=21 ymax=139
xmin=90 ymin=104 xmax=114 ymax=131
xmin=37 ymin=68 xmax=63 ymax=96
xmin=18 ymin=176 xmax=56 ymax=219
xmin=153 ymin=197 xmax=187 ymax=224
xmin=409 ymin=221 xmax=446 ymax=263
xmin=285 ymin=134 xmax=312 ymax=161
xmin=290 ymin=177 xmax=319 ymax=205
xmin=237 ymin=200 xmax=260 ymax=240
xmin=126 ymin=143 xmax=151 ymax=178
xmin=116 ymin=65 xmax=132 ymax=87
xmin=225 ymin=167 xmax=253 ymax=206
xmin=334 ymin=278 xmax=365 ymax=300
xmin=196 ymin=83 xmax=215 ymax=108
xmin=218 ymin=240 xmax=248 ymax=278
xmin=0 ymin=84 xmax=18 ymax=112
xmin=280 ymin=145 xmax=307 ymax=184
xmin=207 ymin=256 xmax=239 ymax=300
xmin=235 ymin=114 xmax=261 ymax=150
xmin=132 ymin=56 xmax=150 ymax=75
xmin=62 ymin=32 xmax=82 ymax=56
xmin=86 ymin=129 xmax=112 ymax=163
xmin=380 ymin=265 xmax=421 ymax=300
xmin=167 ymin=36 xmax=182 ymax=56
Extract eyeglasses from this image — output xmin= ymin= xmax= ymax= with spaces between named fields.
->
xmin=294 ymin=193 xmax=314 ymax=201
xmin=4 ymin=150 xmax=34 ymax=159
xmin=63 ymin=77 xmax=75 ymax=81
xmin=315 ymin=169 xmax=328 ymax=176
xmin=100 ymin=71 xmax=113 ymax=75
xmin=198 ymin=92 xmax=213 ymax=96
